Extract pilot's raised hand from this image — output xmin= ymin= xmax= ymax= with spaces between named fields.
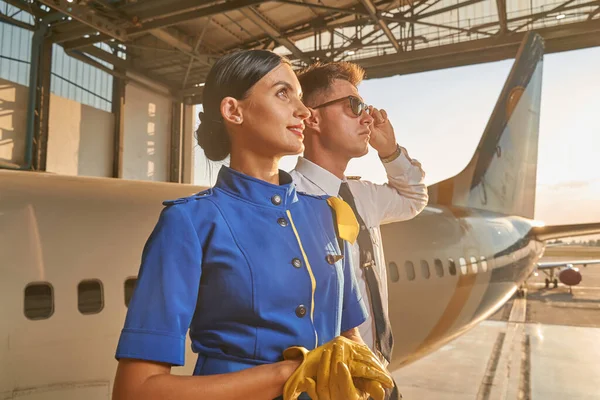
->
xmin=368 ymin=107 xmax=397 ymax=159
xmin=282 ymin=336 xmax=393 ymax=400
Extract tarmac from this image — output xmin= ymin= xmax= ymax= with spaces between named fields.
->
xmin=392 ymin=247 xmax=600 ymax=399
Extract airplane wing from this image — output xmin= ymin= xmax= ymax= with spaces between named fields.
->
xmin=537 ymin=260 xmax=600 ymax=270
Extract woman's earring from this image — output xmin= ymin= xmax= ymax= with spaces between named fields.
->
xmin=235 ymin=117 xmax=241 ymax=122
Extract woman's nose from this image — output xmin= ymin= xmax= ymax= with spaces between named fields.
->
xmin=295 ymin=100 xmax=311 ymax=120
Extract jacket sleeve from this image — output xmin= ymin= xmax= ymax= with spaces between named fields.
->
xmin=115 ymin=204 xmax=203 ymax=366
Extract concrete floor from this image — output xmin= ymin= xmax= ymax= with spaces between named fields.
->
xmin=393 ymin=321 xmax=600 ymax=399
xmin=393 ymin=320 xmax=508 ymax=400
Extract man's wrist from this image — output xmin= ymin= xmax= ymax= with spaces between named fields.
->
xmin=379 ymin=143 xmax=401 ymax=163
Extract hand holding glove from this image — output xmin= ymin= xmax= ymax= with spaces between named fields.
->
xmin=282 ymin=336 xmax=393 ymax=400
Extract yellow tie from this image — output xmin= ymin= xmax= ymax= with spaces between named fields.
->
xmin=326 ymin=197 xmax=359 ymax=244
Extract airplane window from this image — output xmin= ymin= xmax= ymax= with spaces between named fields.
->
xmin=421 ymin=260 xmax=431 ymax=279
xmin=470 ymin=256 xmax=478 ymax=274
xmin=434 ymin=259 xmax=444 ymax=278
xmin=480 ymin=256 xmax=488 ymax=272
xmin=78 ymin=279 xmax=104 ymax=315
xmin=388 ymin=262 xmax=400 ymax=283
xmin=124 ymin=278 xmax=138 ymax=307
xmin=459 ymin=257 xmax=468 ymax=275
xmin=24 ymin=282 xmax=54 ymax=320
xmin=405 ymin=261 xmax=416 ymax=281
xmin=448 ymin=259 xmax=457 ymax=276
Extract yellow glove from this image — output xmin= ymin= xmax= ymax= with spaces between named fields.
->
xmin=282 ymin=336 xmax=393 ymax=400
xmin=324 ymin=340 xmax=389 ymax=400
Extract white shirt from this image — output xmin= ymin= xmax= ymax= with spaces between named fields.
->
xmin=290 ymin=148 xmax=428 ymax=353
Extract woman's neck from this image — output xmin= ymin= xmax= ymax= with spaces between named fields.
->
xmin=229 ymin=151 xmax=281 ymax=185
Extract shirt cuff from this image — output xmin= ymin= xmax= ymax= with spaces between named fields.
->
xmin=382 ymin=147 xmax=423 ymax=179
xmin=115 ymin=328 xmax=186 ymax=366
xmin=341 ymin=296 xmax=369 ymax=333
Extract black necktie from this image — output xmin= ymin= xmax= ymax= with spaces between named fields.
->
xmin=338 ymin=182 xmax=394 ymax=364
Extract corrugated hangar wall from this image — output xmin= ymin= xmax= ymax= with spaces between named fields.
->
xmin=0 ymin=0 xmax=190 ymax=182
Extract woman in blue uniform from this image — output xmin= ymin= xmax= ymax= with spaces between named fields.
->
xmin=112 ymin=50 xmax=391 ymax=400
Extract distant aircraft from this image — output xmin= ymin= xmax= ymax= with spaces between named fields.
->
xmin=534 ymin=259 xmax=600 ymax=293
xmin=2 ymin=32 xmax=600 ymax=398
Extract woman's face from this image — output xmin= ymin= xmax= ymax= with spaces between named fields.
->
xmin=233 ymin=63 xmax=310 ymax=158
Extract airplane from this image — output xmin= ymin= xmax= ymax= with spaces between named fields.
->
xmin=533 ymin=259 xmax=600 ymax=293
xmin=2 ymin=32 xmax=600 ymax=399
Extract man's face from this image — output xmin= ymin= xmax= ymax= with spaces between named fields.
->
xmin=311 ymin=79 xmax=374 ymax=159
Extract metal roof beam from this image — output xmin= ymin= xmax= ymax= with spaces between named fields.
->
xmin=411 ymin=0 xmax=444 ymax=17
xmin=148 ymin=28 xmax=213 ymax=66
xmin=179 ymin=85 xmax=204 ymax=98
xmin=62 ymin=34 xmax=111 ymax=50
xmin=36 ymin=0 xmax=129 ymax=42
xmin=122 ymin=0 xmax=219 ymax=22
xmin=358 ymin=0 xmax=402 ymax=52
xmin=0 ymin=10 xmax=34 ymax=30
xmin=590 ymin=5 xmax=600 ymax=20
xmin=127 ymin=0 xmax=264 ymax=35
xmin=514 ymin=0 xmax=578 ymax=32
xmin=472 ymin=0 xmax=599 ymax=30
xmin=416 ymin=0 xmax=485 ymax=20
xmin=51 ymin=25 xmax=99 ymax=43
xmin=3 ymin=0 xmax=45 ymax=19
xmin=275 ymin=0 xmax=489 ymax=36
xmin=360 ymin=18 xmax=600 ymax=79
xmin=182 ymin=18 xmax=212 ymax=88
xmin=78 ymin=45 xmax=134 ymax=71
xmin=58 ymin=26 xmax=212 ymax=67
xmin=143 ymin=54 xmax=195 ymax=69
xmin=495 ymin=0 xmax=508 ymax=33
xmin=240 ymin=7 xmax=312 ymax=63
xmin=75 ymin=46 xmax=178 ymax=96
xmin=43 ymin=0 xmax=262 ymax=42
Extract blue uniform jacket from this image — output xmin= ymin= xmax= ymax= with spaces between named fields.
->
xmin=116 ymin=166 xmax=368 ymax=378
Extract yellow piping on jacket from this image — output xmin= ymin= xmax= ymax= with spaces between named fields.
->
xmin=286 ymin=210 xmax=319 ymax=348
xmin=284 ymin=199 xmax=358 ymax=348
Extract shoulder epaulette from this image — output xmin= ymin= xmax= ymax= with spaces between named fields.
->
xmin=346 ymin=176 xmax=362 ymax=180
xmin=162 ymin=188 xmax=213 ymax=206
xmin=297 ymin=191 xmax=329 ymax=200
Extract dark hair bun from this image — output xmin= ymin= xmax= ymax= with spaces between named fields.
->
xmin=196 ymin=112 xmax=231 ymax=162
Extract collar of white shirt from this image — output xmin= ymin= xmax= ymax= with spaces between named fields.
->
xmin=293 ymin=157 xmax=346 ymax=196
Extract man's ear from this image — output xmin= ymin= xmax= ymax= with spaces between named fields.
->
xmin=221 ymin=97 xmax=243 ymax=125
xmin=305 ymin=108 xmax=321 ymax=133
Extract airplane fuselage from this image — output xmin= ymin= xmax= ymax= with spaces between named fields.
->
xmin=382 ymin=205 xmax=543 ymax=369
xmin=0 ymin=170 xmax=543 ymax=398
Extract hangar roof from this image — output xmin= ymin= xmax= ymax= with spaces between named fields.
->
xmin=8 ymin=0 xmax=600 ymax=102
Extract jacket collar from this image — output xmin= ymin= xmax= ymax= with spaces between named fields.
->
xmin=216 ymin=166 xmax=298 ymax=208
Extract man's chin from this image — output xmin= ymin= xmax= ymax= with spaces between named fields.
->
xmin=355 ymin=144 xmax=369 ymax=158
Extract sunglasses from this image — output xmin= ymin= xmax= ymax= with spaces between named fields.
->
xmin=313 ymin=95 xmax=371 ymax=117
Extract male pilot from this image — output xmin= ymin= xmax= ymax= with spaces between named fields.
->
xmin=290 ymin=61 xmax=428 ymax=399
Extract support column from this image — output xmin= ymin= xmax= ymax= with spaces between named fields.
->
xmin=169 ymin=102 xmax=183 ymax=183
xmin=112 ymin=68 xmax=125 ymax=178
xmin=32 ymin=36 xmax=53 ymax=171
xmin=25 ymin=13 xmax=61 ymax=171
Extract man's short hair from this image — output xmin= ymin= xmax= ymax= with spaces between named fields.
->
xmin=297 ymin=61 xmax=365 ymax=106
